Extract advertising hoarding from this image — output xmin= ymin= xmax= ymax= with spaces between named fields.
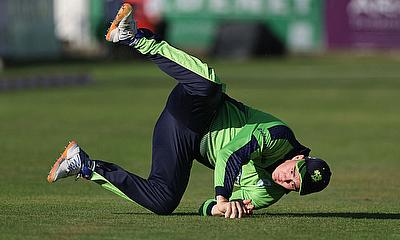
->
xmin=165 ymin=0 xmax=323 ymax=52
xmin=326 ymin=0 xmax=400 ymax=48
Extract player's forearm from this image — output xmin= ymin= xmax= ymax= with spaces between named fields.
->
xmin=214 ymin=132 xmax=262 ymax=199
xmin=214 ymin=149 xmax=252 ymax=198
xmin=214 ymin=152 xmax=244 ymax=199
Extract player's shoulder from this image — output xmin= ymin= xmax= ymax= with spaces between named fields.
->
xmin=266 ymin=124 xmax=294 ymax=141
xmin=247 ymin=107 xmax=286 ymax=126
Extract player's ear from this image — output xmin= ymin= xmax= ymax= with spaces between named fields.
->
xmin=291 ymin=155 xmax=304 ymax=161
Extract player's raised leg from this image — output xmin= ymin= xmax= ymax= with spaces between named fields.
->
xmin=105 ymin=3 xmax=225 ymax=97
xmin=106 ymin=3 xmax=226 ymax=133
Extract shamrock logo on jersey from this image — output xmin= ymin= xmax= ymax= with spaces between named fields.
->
xmin=311 ymin=170 xmax=322 ymax=182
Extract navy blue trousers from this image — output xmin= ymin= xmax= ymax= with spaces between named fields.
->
xmin=94 ymin=46 xmax=224 ymax=214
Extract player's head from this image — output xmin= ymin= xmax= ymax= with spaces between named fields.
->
xmin=272 ymin=155 xmax=331 ymax=195
xmin=296 ymin=156 xmax=331 ymax=195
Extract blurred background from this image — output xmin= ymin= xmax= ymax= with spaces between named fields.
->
xmin=1 ymin=0 xmax=400 ymax=65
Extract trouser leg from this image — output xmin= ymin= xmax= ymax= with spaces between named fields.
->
xmin=132 ymin=29 xmax=225 ymax=133
xmin=91 ymin=109 xmax=195 ymax=215
xmin=132 ymin=29 xmax=225 ymax=94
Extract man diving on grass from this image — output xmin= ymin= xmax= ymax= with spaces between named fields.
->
xmin=47 ymin=3 xmax=331 ymax=218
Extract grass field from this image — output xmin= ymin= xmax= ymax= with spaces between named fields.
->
xmin=1 ymin=54 xmax=399 ymax=239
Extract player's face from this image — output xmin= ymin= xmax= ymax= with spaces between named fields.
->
xmin=271 ymin=155 xmax=303 ymax=191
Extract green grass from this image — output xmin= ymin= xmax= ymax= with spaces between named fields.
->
xmin=1 ymin=55 xmax=400 ymax=239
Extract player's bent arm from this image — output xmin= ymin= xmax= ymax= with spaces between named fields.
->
xmin=214 ymin=126 xmax=263 ymax=200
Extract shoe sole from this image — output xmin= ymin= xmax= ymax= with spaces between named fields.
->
xmin=105 ymin=3 xmax=133 ymax=41
xmin=47 ymin=141 xmax=77 ymax=183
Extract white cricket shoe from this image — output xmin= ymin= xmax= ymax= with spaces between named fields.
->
xmin=105 ymin=3 xmax=137 ymax=43
xmin=47 ymin=141 xmax=87 ymax=183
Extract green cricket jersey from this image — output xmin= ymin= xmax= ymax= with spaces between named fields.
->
xmin=198 ymin=94 xmax=310 ymax=215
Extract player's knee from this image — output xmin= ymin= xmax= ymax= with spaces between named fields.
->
xmin=153 ymin=201 xmax=178 ymax=215
xmin=146 ymin=180 xmax=183 ymax=215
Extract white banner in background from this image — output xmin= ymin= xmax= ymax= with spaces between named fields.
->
xmin=53 ymin=0 xmax=91 ymax=49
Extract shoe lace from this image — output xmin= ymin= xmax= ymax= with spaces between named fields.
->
xmin=67 ymin=156 xmax=80 ymax=173
xmin=120 ymin=18 xmax=135 ymax=34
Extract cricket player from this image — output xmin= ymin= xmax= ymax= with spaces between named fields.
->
xmin=47 ymin=3 xmax=331 ymax=218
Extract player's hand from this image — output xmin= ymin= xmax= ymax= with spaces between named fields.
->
xmin=213 ymin=196 xmax=254 ymax=218
xmin=223 ymin=200 xmax=253 ymax=218
xmin=242 ymin=199 xmax=254 ymax=215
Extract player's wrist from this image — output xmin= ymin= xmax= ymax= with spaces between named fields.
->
xmin=198 ymin=199 xmax=217 ymax=216
xmin=211 ymin=204 xmax=223 ymax=216
xmin=215 ymin=195 xmax=230 ymax=214
xmin=216 ymin=195 xmax=228 ymax=203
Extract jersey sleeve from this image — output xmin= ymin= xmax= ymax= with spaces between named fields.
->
xmin=214 ymin=124 xmax=265 ymax=199
xmin=230 ymin=162 xmax=287 ymax=209
xmin=230 ymin=185 xmax=284 ymax=210
xmin=198 ymin=199 xmax=217 ymax=216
